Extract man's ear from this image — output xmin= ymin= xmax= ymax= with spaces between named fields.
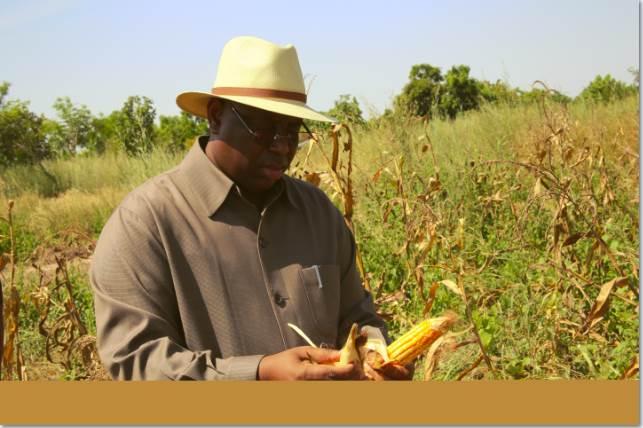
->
xmin=207 ymin=98 xmax=223 ymax=132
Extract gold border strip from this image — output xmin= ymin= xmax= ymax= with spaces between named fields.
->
xmin=0 ymin=380 xmax=638 ymax=425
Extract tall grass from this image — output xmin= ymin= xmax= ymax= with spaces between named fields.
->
xmin=0 ymin=149 xmax=182 ymax=259
xmin=0 ymin=149 xmax=182 ymax=199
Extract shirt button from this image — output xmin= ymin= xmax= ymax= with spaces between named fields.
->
xmin=259 ymin=237 xmax=268 ymax=248
xmin=274 ymin=292 xmax=287 ymax=308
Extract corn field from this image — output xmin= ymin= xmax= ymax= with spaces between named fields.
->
xmin=0 ymin=94 xmax=639 ymax=380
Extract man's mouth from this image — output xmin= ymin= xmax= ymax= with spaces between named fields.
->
xmin=260 ymin=164 xmax=286 ymax=181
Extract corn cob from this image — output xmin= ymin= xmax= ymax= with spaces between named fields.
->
xmin=386 ymin=313 xmax=455 ymax=366
xmin=287 ymin=312 xmax=456 ymax=371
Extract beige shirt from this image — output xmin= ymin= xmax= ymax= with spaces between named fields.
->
xmin=90 ymin=137 xmax=387 ymax=380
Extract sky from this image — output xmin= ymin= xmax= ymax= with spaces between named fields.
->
xmin=0 ymin=0 xmax=639 ymax=120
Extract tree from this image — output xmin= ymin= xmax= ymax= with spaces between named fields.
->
xmin=578 ymin=74 xmax=638 ymax=103
xmin=398 ymin=64 xmax=444 ymax=117
xmin=479 ymin=80 xmax=520 ymax=105
xmin=91 ymin=111 xmax=121 ymax=154
xmin=438 ymin=65 xmax=481 ymax=119
xmin=0 ymin=82 xmax=49 ymax=166
xmin=518 ymin=87 xmax=571 ymax=105
xmin=114 ymin=96 xmax=157 ymax=156
xmin=157 ymin=112 xmax=208 ymax=153
xmin=45 ymin=97 xmax=98 ymax=157
xmin=0 ymin=81 xmax=8 ymax=106
xmin=627 ymin=67 xmax=639 ymax=86
xmin=326 ymin=94 xmax=366 ymax=126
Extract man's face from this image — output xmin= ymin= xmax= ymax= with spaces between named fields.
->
xmin=209 ymin=101 xmax=302 ymax=194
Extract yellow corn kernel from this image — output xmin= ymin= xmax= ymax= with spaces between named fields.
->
xmin=387 ymin=314 xmax=455 ymax=366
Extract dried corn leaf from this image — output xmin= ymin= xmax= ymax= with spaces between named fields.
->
xmin=330 ymin=132 xmax=339 ymax=171
xmin=422 ymin=282 xmax=439 ymax=316
xmin=0 ymin=253 xmax=8 ymax=273
xmin=456 ymin=218 xmax=465 ymax=248
xmin=343 ymin=190 xmax=354 ymax=220
xmin=427 ymin=176 xmax=441 ymax=192
xmin=582 ymin=277 xmax=629 ymax=332
xmin=562 ymin=232 xmax=585 ymax=247
xmin=2 ymin=286 xmax=20 ymax=376
xmin=423 ymin=335 xmax=446 ymax=380
xmin=533 ymin=177 xmax=543 ymax=196
xmin=588 ymin=332 xmax=607 ymax=343
xmin=304 ymin=172 xmax=321 ymax=187
xmin=603 ymin=189 xmax=615 ymax=206
xmin=440 ymin=279 xmax=464 ymax=297
xmin=371 ymin=167 xmax=383 ymax=183
xmin=375 ymin=290 xmax=405 ymax=306
xmin=489 ymin=191 xmax=503 ymax=203
xmin=621 ymin=355 xmax=639 ymax=379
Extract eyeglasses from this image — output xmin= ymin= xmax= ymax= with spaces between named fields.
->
xmin=230 ymin=105 xmax=316 ymax=150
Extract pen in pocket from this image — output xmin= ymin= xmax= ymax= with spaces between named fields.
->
xmin=312 ymin=265 xmax=323 ymax=288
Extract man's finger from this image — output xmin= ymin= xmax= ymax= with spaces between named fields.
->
xmin=363 ymin=363 xmax=384 ymax=381
xmin=379 ymin=363 xmax=411 ymax=380
xmin=303 ymin=362 xmax=355 ymax=380
xmin=301 ymin=347 xmax=341 ymax=364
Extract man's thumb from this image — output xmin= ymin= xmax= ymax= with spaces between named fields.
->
xmin=305 ymin=347 xmax=341 ymax=364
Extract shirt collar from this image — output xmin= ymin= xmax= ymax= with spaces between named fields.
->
xmin=179 ymin=136 xmax=299 ymax=217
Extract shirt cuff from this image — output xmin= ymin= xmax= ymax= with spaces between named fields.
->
xmin=211 ymin=354 xmax=265 ymax=380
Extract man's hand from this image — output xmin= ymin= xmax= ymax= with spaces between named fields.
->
xmin=362 ymin=350 xmax=415 ymax=381
xmin=257 ymin=346 xmax=362 ymax=380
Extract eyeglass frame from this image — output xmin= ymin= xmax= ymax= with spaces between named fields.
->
xmin=230 ymin=104 xmax=316 ymax=150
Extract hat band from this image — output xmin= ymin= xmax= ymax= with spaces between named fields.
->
xmin=212 ymin=87 xmax=307 ymax=103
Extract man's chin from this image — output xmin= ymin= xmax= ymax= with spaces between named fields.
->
xmin=243 ymin=176 xmax=283 ymax=195
xmin=259 ymin=166 xmax=285 ymax=182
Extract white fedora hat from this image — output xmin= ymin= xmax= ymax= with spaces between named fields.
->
xmin=176 ymin=36 xmax=335 ymax=123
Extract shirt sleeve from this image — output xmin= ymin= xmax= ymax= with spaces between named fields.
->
xmin=334 ymin=213 xmax=390 ymax=348
xmin=90 ymin=202 xmax=263 ymax=380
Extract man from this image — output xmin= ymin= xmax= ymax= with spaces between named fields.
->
xmin=91 ymin=36 xmax=406 ymax=380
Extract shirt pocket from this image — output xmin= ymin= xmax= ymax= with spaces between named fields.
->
xmin=298 ymin=264 xmax=341 ymax=347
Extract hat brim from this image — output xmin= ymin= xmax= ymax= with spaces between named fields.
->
xmin=176 ymin=91 xmax=336 ymax=123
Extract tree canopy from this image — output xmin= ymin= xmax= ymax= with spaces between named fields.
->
xmin=0 ymin=82 xmax=49 ymax=166
xmin=579 ymin=74 xmax=638 ymax=103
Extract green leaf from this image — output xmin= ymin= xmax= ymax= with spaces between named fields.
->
xmin=479 ymin=330 xmax=493 ymax=349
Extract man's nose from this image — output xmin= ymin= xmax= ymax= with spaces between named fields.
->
xmin=269 ymin=136 xmax=296 ymax=155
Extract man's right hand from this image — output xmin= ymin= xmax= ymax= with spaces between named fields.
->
xmin=257 ymin=346 xmax=360 ymax=380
